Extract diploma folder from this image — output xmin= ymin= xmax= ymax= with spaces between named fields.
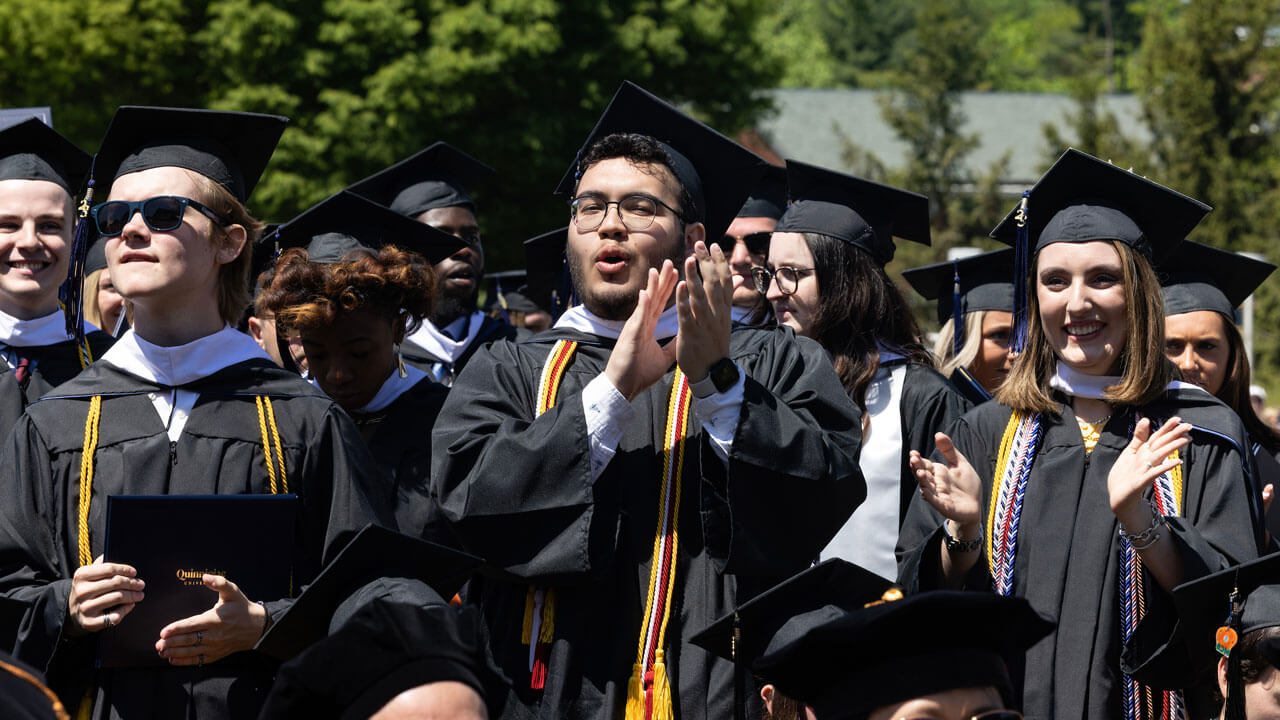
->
xmin=98 ymin=494 xmax=297 ymax=668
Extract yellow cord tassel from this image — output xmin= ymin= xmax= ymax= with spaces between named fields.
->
xmin=625 ymin=650 xmax=675 ymax=720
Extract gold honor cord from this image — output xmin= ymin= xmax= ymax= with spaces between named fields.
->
xmin=521 ymin=339 xmax=578 ymax=690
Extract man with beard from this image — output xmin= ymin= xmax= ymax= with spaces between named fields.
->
xmin=432 ymin=81 xmax=865 ymax=720
xmin=349 ymin=142 xmax=517 ymax=385
xmin=721 ymin=165 xmax=785 ymax=325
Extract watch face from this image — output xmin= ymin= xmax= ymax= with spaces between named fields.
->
xmin=710 ymin=358 xmax=739 ymax=392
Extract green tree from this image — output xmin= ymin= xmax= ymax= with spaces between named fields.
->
xmin=0 ymin=0 xmax=783 ymax=269
xmin=1133 ymin=0 xmax=1280 ymax=389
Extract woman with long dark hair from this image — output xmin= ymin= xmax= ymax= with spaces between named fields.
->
xmin=900 ymin=149 xmax=1260 ymax=720
xmin=757 ymin=160 xmax=969 ymax=580
xmin=1160 ymin=240 xmax=1276 ymax=542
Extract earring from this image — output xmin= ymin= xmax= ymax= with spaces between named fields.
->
xmin=395 ymin=343 xmax=408 ymax=379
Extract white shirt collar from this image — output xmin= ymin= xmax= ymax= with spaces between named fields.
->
xmin=554 ymin=304 xmax=679 ymax=341
xmin=1049 ymin=362 xmax=1206 ymax=400
xmin=0 ymin=308 xmax=95 ymax=347
xmin=405 ymin=311 xmax=486 ymax=363
xmin=101 ymin=326 xmax=270 ymax=386
xmin=358 ymin=364 xmax=430 ymax=414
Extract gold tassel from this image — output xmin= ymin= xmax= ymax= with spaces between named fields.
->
xmin=396 ymin=344 xmax=408 ymax=379
xmin=651 ymin=651 xmax=675 ymax=720
xmin=624 ymin=662 xmax=645 ymax=720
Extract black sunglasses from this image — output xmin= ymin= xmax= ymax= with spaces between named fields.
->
xmin=718 ymin=231 xmax=771 ymax=256
xmin=91 ymin=196 xmax=231 ymax=237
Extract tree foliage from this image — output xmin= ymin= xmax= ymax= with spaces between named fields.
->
xmin=0 ymin=0 xmax=782 ymax=267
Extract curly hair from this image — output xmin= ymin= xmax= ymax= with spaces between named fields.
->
xmin=256 ymin=245 xmax=436 ymax=335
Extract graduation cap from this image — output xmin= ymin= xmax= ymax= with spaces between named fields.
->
xmin=0 ymin=117 xmax=90 ymax=194
xmin=90 ymin=106 xmax=287 ymax=203
xmin=1170 ymin=553 xmax=1280 ymax=720
xmin=774 ymin=159 xmax=930 ymax=266
xmin=902 ymin=248 xmax=1015 ymax=356
xmin=0 ymin=649 xmax=67 ymax=720
xmin=260 ymin=600 xmax=507 ymax=720
xmin=689 ymin=559 xmax=895 ymax=667
xmin=552 ymin=80 xmax=768 ymax=244
xmin=256 ymin=523 xmax=481 ymax=662
xmin=522 ymin=226 xmax=573 ymax=319
xmin=347 ymin=142 xmax=496 ymax=219
xmin=272 ymin=191 xmax=465 ymax=265
xmin=84 ymin=235 xmax=109 ymax=276
xmin=752 ymin=590 xmax=1054 ymax=720
xmin=988 ymin=148 xmax=1211 ymax=352
xmin=1158 ymin=241 xmax=1275 ymax=318
xmin=737 ymin=164 xmax=788 ymax=220
xmin=482 ymin=269 xmax=545 ymax=316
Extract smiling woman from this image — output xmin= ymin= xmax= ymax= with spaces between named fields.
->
xmin=0 ymin=107 xmax=391 ymax=720
xmin=900 ymin=149 xmax=1263 ymax=720
xmin=0 ymin=119 xmax=114 ymax=439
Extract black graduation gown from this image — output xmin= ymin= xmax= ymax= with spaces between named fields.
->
xmin=896 ymin=388 xmax=1260 ymax=720
xmin=401 ymin=314 xmax=519 ymax=385
xmin=0 ymin=359 xmax=392 ymax=720
xmin=350 ymin=375 xmax=458 ymax=547
xmin=0 ymin=332 xmax=115 ymax=440
xmin=432 ymin=325 xmax=866 ymax=720
xmin=895 ymin=363 xmax=972 ymax=521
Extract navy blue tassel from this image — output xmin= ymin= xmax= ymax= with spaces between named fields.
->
xmin=1011 ymin=190 xmax=1031 ymax=354
xmin=951 ymin=259 xmax=964 ymax=358
xmin=60 ymin=159 xmax=96 ymax=361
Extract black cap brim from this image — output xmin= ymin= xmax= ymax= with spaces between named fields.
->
xmin=902 ymin=248 xmax=1016 ymax=324
xmin=0 ymin=117 xmax=90 ymax=193
xmin=347 ymin=142 xmax=496 ymax=218
xmin=1158 ymin=241 xmax=1275 ymax=316
xmin=273 ymin=191 xmax=464 ymax=265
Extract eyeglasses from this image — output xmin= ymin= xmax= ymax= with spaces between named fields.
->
xmin=91 ymin=196 xmax=231 ymax=237
xmin=751 ymin=265 xmax=814 ymax=295
xmin=896 ymin=707 xmax=1024 ymax=712
xmin=717 ymin=231 xmax=771 ymax=257
xmin=569 ymin=193 xmax=685 ymax=232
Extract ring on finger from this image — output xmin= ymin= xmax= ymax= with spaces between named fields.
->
xmin=103 ymin=614 xmax=113 ymax=628
xmin=196 ymin=630 xmax=203 ymax=646
xmin=198 ymin=653 xmax=205 ymax=668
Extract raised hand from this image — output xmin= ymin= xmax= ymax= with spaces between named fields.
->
xmin=1108 ymin=416 xmax=1190 ymax=523
xmin=675 ymin=240 xmax=734 ymax=382
xmin=66 ymin=556 xmax=144 ymax=638
xmin=909 ymin=432 xmax=984 ymax=527
xmin=155 ymin=574 xmax=267 ymax=666
xmin=604 ymin=260 xmax=680 ymax=401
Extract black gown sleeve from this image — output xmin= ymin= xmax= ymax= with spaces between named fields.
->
xmin=898 ymin=364 xmax=972 ymax=520
xmin=700 ymin=332 xmax=866 ymax=576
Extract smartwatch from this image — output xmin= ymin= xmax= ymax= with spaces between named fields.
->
xmin=690 ymin=358 xmax=740 ymax=398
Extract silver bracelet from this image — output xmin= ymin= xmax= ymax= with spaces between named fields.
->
xmin=1118 ymin=499 xmax=1166 ymax=550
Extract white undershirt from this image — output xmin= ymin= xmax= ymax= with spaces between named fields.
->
xmin=552 ymin=305 xmax=744 ymax=481
xmin=100 ymin=326 xmax=271 ymax=441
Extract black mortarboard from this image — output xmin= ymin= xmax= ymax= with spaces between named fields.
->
xmin=1159 ymin=241 xmax=1275 ymax=317
xmin=0 ymin=117 xmax=89 ymax=193
xmin=1169 ymin=553 xmax=1280 ymax=720
xmin=774 ymin=159 xmax=930 ymax=265
xmin=482 ymin=270 xmax=544 ymax=316
xmin=256 ymin=524 xmax=481 ymax=662
xmin=347 ymin=142 xmax=496 ymax=219
xmin=988 ymin=148 xmax=1210 ymax=352
xmin=552 ymin=81 xmax=768 ymax=244
xmin=737 ymin=164 xmax=788 ymax=220
xmin=688 ymin=559 xmax=895 ymax=667
xmin=522 ymin=226 xmax=573 ymax=319
xmin=260 ymin=599 xmax=507 ymax=720
xmin=84 ymin=236 xmax=109 ymax=276
xmin=990 ymin=148 xmax=1210 ymax=259
xmin=91 ymin=106 xmax=287 ymax=203
xmin=902 ymin=249 xmax=1015 ymax=357
xmin=753 ymin=591 xmax=1053 ymax=720
xmin=0 ymin=649 xmax=66 ymax=720
xmin=272 ymin=191 xmax=464 ymax=265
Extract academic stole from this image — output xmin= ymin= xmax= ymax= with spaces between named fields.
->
xmin=72 ymin=393 xmax=289 ymax=720
xmin=522 ymin=339 xmax=579 ymax=690
xmin=986 ymin=412 xmax=1185 ymax=720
